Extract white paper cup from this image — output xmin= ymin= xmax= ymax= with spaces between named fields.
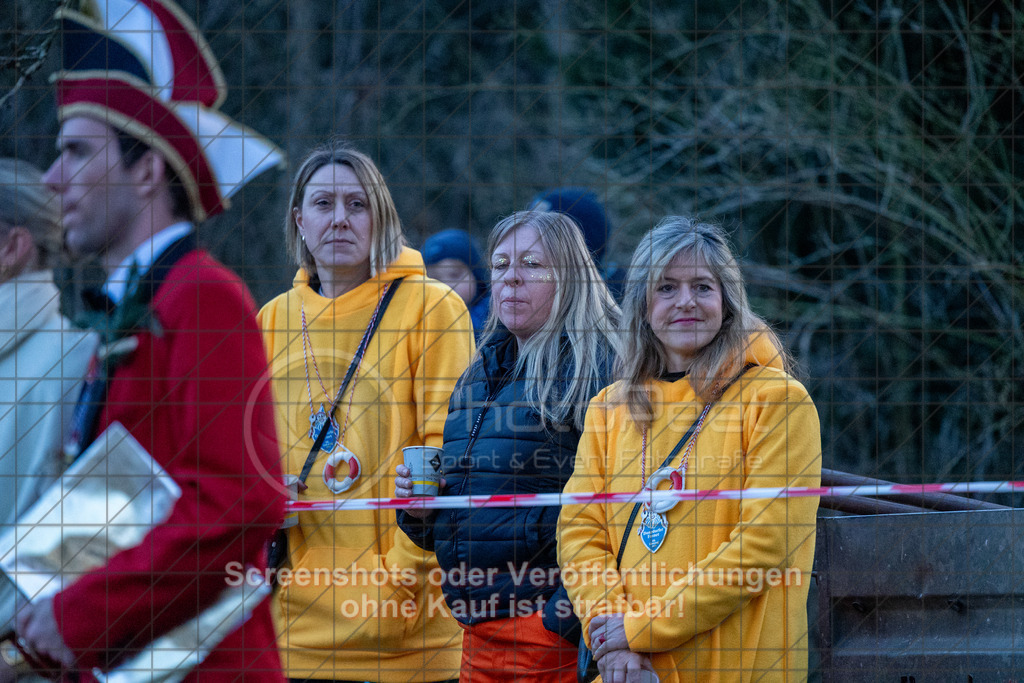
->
xmin=402 ymin=446 xmax=444 ymax=496
xmin=281 ymin=474 xmax=300 ymax=528
xmin=638 ymin=671 xmax=660 ymax=683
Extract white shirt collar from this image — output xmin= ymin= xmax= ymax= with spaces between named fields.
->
xmin=103 ymin=222 xmax=194 ymax=304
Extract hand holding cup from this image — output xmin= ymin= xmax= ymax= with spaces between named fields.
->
xmin=396 ymin=446 xmax=445 ymax=519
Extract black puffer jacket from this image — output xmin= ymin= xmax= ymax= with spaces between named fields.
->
xmin=398 ymin=329 xmax=607 ymax=642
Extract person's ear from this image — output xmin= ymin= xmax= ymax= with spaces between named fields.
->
xmin=0 ymin=229 xmax=15 ymax=275
xmin=130 ymin=150 xmax=166 ymax=202
xmin=0 ymin=226 xmax=38 ymax=279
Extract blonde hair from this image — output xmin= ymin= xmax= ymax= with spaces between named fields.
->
xmin=285 ymin=140 xmax=404 ymax=283
xmin=480 ymin=210 xmax=622 ymax=430
xmin=616 ymin=217 xmax=791 ymax=428
xmin=0 ymin=158 xmax=60 ymax=270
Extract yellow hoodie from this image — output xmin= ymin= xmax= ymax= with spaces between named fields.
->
xmin=558 ymin=334 xmax=820 ymax=682
xmin=258 ymin=247 xmax=475 ymax=681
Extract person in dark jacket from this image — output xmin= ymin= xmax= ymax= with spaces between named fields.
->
xmin=396 ymin=210 xmax=621 ymax=682
xmin=529 ymin=187 xmax=628 ymax=300
xmin=422 ymin=228 xmax=490 ymax=339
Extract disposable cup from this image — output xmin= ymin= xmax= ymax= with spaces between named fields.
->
xmin=402 ymin=446 xmax=444 ymax=496
xmin=281 ymin=474 xmax=300 ymax=528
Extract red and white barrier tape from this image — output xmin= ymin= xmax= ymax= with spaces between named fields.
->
xmin=285 ymin=480 xmax=1024 ymax=513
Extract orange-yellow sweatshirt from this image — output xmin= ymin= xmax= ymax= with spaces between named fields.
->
xmin=258 ymin=247 xmax=475 ymax=681
xmin=558 ymin=335 xmax=821 ymax=682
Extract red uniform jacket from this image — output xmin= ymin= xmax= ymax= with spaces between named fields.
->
xmin=52 ymin=250 xmax=285 ymax=681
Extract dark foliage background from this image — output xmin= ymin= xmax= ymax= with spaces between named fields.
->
xmin=2 ymin=0 xmax=1020 ymax=487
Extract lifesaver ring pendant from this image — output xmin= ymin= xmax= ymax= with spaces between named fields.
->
xmin=323 ymin=445 xmax=361 ymax=494
xmin=644 ymin=466 xmax=684 ymax=514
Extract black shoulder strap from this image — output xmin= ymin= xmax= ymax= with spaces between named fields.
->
xmin=297 ymin=278 xmax=404 ymax=484
xmin=615 ymin=362 xmax=756 ymax=565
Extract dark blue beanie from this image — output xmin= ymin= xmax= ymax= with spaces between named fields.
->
xmin=421 ymin=228 xmax=489 ymax=302
xmin=529 ymin=187 xmax=610 ymax=263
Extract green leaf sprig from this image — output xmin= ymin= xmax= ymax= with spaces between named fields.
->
xmin=88 ymin=263 xmax=164 ymax=372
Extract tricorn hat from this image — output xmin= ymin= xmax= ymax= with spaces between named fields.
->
xmin=52 ymin=0 xmax=283 ymax=222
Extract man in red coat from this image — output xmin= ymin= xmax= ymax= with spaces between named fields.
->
xmin=1 ymin=1 xmax=286 ymax=680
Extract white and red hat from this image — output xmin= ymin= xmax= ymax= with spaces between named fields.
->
xmin=52 ymin=0 xmax=284 ymax=222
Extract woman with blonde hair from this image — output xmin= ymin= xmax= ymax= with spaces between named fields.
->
xmin=0 ymin=158 xmax=94 ymax=645
xmin=258 ymin=140 xmax=475 ymax=682
xmin=558 ymin=217 xmax=821 ymax=682
xmin=395 ymin=210 xmax=621 ymax=682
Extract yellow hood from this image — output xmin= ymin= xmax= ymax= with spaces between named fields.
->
xmin=742 ymin=329 xmax=786 ymax=370
xmin=291 ymin=246 xmax=427 ymax=289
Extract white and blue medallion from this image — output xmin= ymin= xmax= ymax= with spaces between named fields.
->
xmin=309 ymin=404 xmax=339 ymax=452
xmin=638 ymin=505 xmax=668 ymax=553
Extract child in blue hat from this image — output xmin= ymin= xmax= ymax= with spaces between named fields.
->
xmin=422 ymin=228 xmax=491 ymax=339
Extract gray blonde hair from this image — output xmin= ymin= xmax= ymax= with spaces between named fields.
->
xmin=0 ymin=158 xmax=60 ymax=270
xmin=616 ymin=216 xmax=791 ymax=428
xmin=285 ymin=140 xmax=404 ymax=283
xmin=480 ymin=210 xmax=622 ymax=430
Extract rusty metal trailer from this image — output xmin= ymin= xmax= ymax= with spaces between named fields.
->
xmin=813 ymin=470 xmax=1018 ymax=682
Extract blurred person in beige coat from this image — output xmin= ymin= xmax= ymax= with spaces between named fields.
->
xmin=0 ymin=158 xmax=95 ymax=650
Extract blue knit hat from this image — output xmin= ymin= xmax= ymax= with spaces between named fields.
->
xmin=529 ymin=187 xmax=610 ymax=263
xmin=421 ymin=229 xmax=488 ymax=303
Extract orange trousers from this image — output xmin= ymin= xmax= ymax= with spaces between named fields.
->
xmin=459 ymin=611 xmax=577 ymax=682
